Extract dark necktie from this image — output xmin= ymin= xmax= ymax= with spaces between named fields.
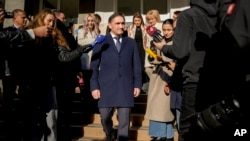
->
xmin=114 ymin=37 xmax=121 ymax=52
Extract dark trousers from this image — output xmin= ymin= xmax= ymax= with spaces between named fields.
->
xmin=99 ymin=107 xmax=131 ymax=141
xmin=2 ymin=75 xmax=21 ymax=140
xmin=2 ymin=75 xmax=17 ymax=107
xmin=56 ymin=84 xmax=74 ymax=141
xmin=178 ymin=85 xmax=214 ymax=141
xmin=17 ymin=83 xmax=49 ymax=141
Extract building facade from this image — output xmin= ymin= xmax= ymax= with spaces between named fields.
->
xmin=2 ymin=0 xmax=189 ymax=33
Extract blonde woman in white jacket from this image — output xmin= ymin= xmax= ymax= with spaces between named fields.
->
xmin=144 ymin=9 xmax=163 ymax=79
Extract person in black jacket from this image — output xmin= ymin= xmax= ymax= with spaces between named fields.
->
xmin=0 ymin=8 xmax=92 ymax=141
xmin=23 ymin=9 xmax=92 ymax=141
xmin=1 ymin=8 xmax=29 ymax=141
xmin=53 ymin=9 xmax=83 ymax=141
xmin=153 ymin=0 xmax=220 ymax=140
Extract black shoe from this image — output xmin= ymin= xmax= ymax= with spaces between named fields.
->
xmin=152 ymin=137 xmax=167 ymax=141
xmin=166 ymin=138 xmax=174 ymax=141
xmin=105 ymin=135 xmax=114 ymax=141
xmin=158 ymin=137 xmax=167 ymax=141
xmin=151 ymin=137 xmax=157 ymax=141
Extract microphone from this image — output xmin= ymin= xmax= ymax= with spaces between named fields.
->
xmin=146 ymin=26 xmax=164 ymax=42
xmin=91 ymin=35 xmax=105 ymax=47
xmin=79 ymin=35 xmax=105 ymax=53
xmin=145 ymin=48 xmax=162 ymax=61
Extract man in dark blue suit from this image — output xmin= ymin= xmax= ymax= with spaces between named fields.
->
xmin=90 ymin=12 xmax=142 ymax=141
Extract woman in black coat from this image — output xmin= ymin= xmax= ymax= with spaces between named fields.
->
xmin=16 ymin=9 xmax=91 ymax=141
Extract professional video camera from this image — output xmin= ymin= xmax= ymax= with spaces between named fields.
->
xmin=184 ymin=87 xmax=250 ymax=141
xmin=192 ymin=95 xmax=242 ymax=133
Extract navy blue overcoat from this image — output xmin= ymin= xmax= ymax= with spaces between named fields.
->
xmin=90 ymin=33 xmax=142 ymax=108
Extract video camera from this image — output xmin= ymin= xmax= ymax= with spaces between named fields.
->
xmin=187 ymin=91 xmax=249 ymax=138
xmin=193 ymin=95 xmax=242 ymax=133
xmin=4 ymin=10 xmax=13 ymax=18
xmin=0 ymin=8 xmax=13 ymax=18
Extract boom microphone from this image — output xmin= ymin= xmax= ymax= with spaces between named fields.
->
xmin=146 ymin=26 xmax=164 ymax=42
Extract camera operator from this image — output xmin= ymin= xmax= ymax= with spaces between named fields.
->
xmin=1 ymin=7 xmax=53 ymax=82
xmin=0 ymin=7 xmax=52 ymax=41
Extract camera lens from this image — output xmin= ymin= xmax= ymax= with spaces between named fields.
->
xmin=195 ymin=96 xmax=241 ymax=133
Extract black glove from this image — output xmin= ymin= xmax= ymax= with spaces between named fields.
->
xmin=77 ymin=44 xmax=92 ymax=54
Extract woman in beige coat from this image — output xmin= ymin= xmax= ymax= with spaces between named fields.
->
xmin=145 ymin=19 xmax=176 ymax=141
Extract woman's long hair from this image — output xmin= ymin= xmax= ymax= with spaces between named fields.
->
xmin=131 ymin=11 xmax=145 ymax=29
xmin=27 ymin=8 xmax=70 ymax=50
xmin=82 ymin=13 xmax=99 ymax=38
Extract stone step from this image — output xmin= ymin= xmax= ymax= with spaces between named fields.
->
xmin=81 ymin=113 xmax=149 ymax=127
xmin=72 ymin=124 xmax=179 ymax=141
xmin=69 ymin=113 xmax=150 ymax=140
xmin=78 ymin=124 xmax=151 ymax=141
xmin=70 ymin=111 xmax=149 ymax=127
xmin=72 ymin=136 xmax=149 ymax=141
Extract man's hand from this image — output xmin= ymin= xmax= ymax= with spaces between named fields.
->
xmin=33 ymin=26 xmax=53 ymax=37
xmin=153 ymin=39 xmax=167 ymax=50
xmin=134 ymin=88 xmax=141 ymax=97
xmin=0 ymin=8 xmax=4 ymax=24
xmin=92 ymin=89 xmax=101 ymax=99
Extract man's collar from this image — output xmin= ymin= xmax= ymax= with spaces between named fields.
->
xmin=110 ymin=32 xmax=121 ymax=38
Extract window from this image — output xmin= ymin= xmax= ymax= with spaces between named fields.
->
xmin=42 ymin=0 xmax=79 ymax=18
xmin=118 ymin=0 xmax=168 ymax=15
xmin=143 ymin=0 xmax=168 ymax=14
xmin=118 ymin=0 xmax=141 ymax=15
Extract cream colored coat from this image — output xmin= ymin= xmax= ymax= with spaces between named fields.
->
xmin=77 ymin=28 xmax=98 ymax=70
xmin=144 ymin=41 xmax=175 ymax=122
xmin=144 ymin=22 xmax=162 ymax=68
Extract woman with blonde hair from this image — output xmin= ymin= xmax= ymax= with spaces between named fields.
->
xmin=76 ymin=13 xmax=100 ymax=106
xmin=77 ymin=13 xmax=99 ymax=47
xmin=127 ymin=11 xmax=149 ymax=91
xmin=144 ymin=9 xmax=163 ymax=78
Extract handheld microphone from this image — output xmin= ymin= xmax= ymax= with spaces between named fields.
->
xmin=146 ymin=26 xmax=164 ymax=42
xmin=145 ymin=48 xmax=162 ymax=61
xmin=91 ymin=35 xmax=105 ymax=47
xmin=79 ymin=35 xmax=105 ymax=53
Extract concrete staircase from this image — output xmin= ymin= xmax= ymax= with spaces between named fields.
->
xmin=0 ymin=87 xmax=179 ymax=141
xmin=70 ymin=91 xmax=179 ymax=141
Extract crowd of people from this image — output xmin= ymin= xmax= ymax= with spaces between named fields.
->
xmin=0 ymin=0 xmax=249 ymax=141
